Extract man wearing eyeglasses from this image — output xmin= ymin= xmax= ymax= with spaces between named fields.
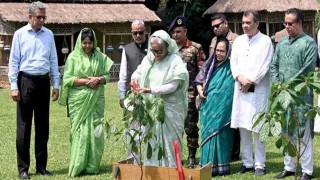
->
xmin=118 ymin=20 xmax=147 ymax=108
xmin=209 ymin=14 xmax=238 ymax=57
xmin=271 ymin=8 xmax=316 ymax=180
xmin=168 ymin=15 xmax=206 ymax=168
xmin=117 ymin=20 xmax=148 ymax=164
xmin=8 ymin=1 xmax=59 ymax=179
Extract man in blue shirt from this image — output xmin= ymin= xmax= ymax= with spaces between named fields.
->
xmin=8 ymin=1 xmax=60 ymax=179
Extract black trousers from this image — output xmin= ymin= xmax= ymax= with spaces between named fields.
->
xmin=16 ymin=72 xmax=50 ymax=173
xmin=232 ymin=129 xmax=241 ymax=160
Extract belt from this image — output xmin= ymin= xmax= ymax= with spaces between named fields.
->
xmin=19 ymin=71 xmax=49 ymax=79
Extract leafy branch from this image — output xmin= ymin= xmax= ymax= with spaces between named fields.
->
xmin=105 ymin=91 xmax=166 ymax=180
xmin=253 ymin=71 xmax=320 ymax=179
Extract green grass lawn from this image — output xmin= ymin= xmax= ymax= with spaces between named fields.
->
xmin=0 ymin=83 xmax=319 ymax=179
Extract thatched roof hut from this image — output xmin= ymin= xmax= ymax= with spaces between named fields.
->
xmin=0 ymin=3 xmax=160 ymax=24
xmin=203 ymin=0 xmax=320 ymax=39
xmin=0 ymin=0 xmax=161 ymax=81
xmin=204 ymin=0 xmax=320 ymax=14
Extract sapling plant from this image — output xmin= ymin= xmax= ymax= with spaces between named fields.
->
xmin=106 ymin=90 xmax=166 ymax=180
xmin=254 ymin=71 xmax=320 ymax=180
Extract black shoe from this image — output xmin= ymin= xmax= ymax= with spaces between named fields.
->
xmin=254 ymin=168 xmax=266 ymax=176
xmin=300 ymin=173 xmax=312 ymax=180
xmin=36 ymin=169 xmax=53 ymax=176
xmin=19 ymin=171 xmax=30 ymax=179
xmin=275 ymin=169 xmax=295 ymax=179
xmin=187 ymin=147 xmax=197 ymax=169
xmin=187 ymin=157 xmax=196 ymax=168
xmin=237 ymin=165 xmax=254 ymax=174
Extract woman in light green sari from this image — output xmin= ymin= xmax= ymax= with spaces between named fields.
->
xmin=131 ymin=30 xmax=188 ymax=167
xmin=59 ymin=28 xmax=113 ymax=177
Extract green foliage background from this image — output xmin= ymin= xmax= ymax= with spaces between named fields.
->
xmin=156 ymin=0 xmax=216 ymax=56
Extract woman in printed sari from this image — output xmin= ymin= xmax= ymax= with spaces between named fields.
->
xmin=131 ymin=30 xmax=188 ymax=167
xmin=59 ymin=28 xmax=113 ymax=177
xmin=194 ymin=37 xmax=234 ymax=176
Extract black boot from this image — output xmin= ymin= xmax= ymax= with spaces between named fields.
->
xmin=187 ymin=148 xmax=197 ymax=168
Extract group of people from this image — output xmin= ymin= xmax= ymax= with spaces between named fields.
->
xmin=203 ymin=8 xmax=316 ymax=180
xmin=199 ymin=9 xmax=316 ymax=180
xmin=118 ymin=8 xmax=317 ymax=180
xmin=6 ymin=1 xmax=318 ymax=180
xmin=118 ymin=17 xmax=207 ymax=168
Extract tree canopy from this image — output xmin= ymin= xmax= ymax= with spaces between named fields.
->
xmin=152 ymin=0 xmax=217 ymax=56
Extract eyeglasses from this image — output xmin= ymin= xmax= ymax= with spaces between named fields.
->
xmin=283 ymin=22 xmax=295 ymax=27
xmin=150 ymin=48 xmax=164 ymax=55
xmin=34 ymin=15 xmax=47 ymax=20
xmin=132 ymin=31 xmax=144 ymax=36
xmin=211 ymin=21 xmax=224 ymax=30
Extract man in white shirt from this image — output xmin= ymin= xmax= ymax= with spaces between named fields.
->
xmin=230 ymin=10 xmax=274 ymax=176
xmin=117 ymin=20 xmax=148 ymax=164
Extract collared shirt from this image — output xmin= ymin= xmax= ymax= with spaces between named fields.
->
xmin=8 ymin=23 xmax=60 ymax=90
xmin=271 ymin=32 xmax=317 ymax=137
xmin=271 ymin=33 xmax=317 ymax=84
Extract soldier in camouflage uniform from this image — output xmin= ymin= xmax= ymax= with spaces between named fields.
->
xmin=168 ymin=16 xmax=206 ymax=168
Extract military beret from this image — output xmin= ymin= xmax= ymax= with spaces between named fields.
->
xmin=168 ymin=15 xmax=186 ymax=33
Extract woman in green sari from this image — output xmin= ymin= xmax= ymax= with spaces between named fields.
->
xmin=59 ymin=28 xmax=113 ymax=177
xmin=194 ymin=37 xmax=234 ymax=176
xmin=131 ymin=30 xmax=188 ymax=167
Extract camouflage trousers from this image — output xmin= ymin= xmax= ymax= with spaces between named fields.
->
xmin=184 ymin=89 xmax=199 ymax=149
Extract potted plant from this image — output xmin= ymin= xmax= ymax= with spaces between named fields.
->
xmin=106 ymin=91 xmax=211 ymax=180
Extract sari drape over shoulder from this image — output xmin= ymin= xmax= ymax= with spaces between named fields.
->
xmin=131 ymin=30 xmax=189 ymax=167
xmin=194 ymin=43 xmax=234 ymax=175
xmin=59 ymin=28 xmax=113 ymax=177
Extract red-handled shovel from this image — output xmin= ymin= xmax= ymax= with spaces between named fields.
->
xmin=174 ymin=140 xmax=184 ymax=180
